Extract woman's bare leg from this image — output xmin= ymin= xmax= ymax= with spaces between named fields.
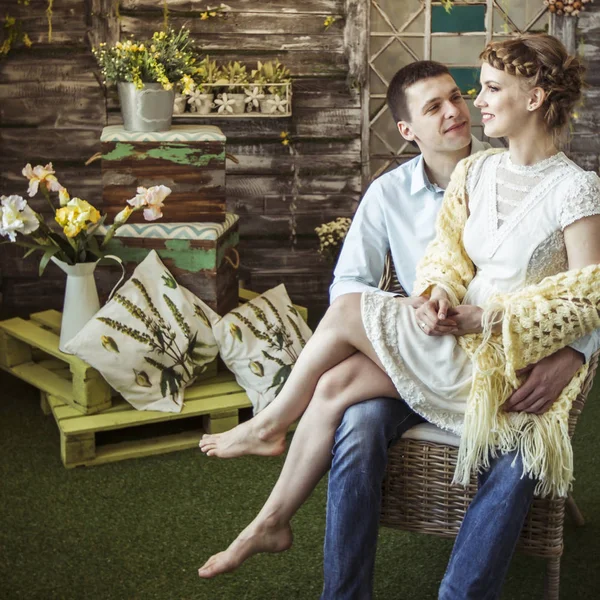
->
xmin=198 ymin=350 xmax=400 ymax=578
xmin=200 ymin=293 xmax=383 ymax=458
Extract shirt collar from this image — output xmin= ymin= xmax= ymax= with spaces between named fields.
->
xmin=410 ymin=135 xmax=485 ymax=196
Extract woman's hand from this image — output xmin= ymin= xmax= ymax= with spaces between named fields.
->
xmin=414 ymin=288 xmax=457 ymax=336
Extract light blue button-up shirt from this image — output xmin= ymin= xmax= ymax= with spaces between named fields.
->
xmin=330 ymin=137 xmax=599 ymax=363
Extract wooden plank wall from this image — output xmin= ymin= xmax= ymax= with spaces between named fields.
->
xmin=1 ymin=2 xmax=599 ymax=326
xmin=0 ymin=0 xmax=106 ymax=318
xmin=0 ymin=0 xmax=359 ymax=327
xmin=570 ymin=6 xmax=600 ymax=174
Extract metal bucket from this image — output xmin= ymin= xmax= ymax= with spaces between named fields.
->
xmin=118 ymin=82 xmax=175 ymax=132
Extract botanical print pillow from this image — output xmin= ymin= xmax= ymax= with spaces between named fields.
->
xmin=65 ymin=250 xmax=218 ymax=413
xmin=211 ymin=284 xmax=313 ymax=414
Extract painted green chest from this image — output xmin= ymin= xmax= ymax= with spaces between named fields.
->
xmin=101 ymin=125 xmax=226 ymax=223
xmin=98 ymin=214 xmax=240 ymax=316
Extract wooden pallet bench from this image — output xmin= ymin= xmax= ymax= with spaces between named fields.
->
xmin=1 ymin=289 xmax=306 ymax=468
xmin=0 ymin=311 xmax=113 ymax=414
xmin=45 ymin=371 xmax=251 ymax=468
xmin=0 ymin=310 xmax=219 ymax=415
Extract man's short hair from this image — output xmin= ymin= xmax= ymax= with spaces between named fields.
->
xmin=386 ymin=61 xmax=452 ymax=124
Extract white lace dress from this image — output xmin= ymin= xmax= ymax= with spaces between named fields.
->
xmin=362 ymin=151 xmax=600 ymax=435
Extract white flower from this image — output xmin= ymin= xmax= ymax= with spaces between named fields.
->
xmin=265 ymin=94 xmax=289 ymax=114
xmin=214 ymin=93 xmax=236 ymax=114
xmin=127 ymin=185 xmax=171 ymax=221
xmin=21 ymin=162 xmax=63 ymax=197
xmin=0 ymin=195 xmax=39 ymax=241
xmin=244 ymin=86 xmax=264 ymax=109
xmin=187 ymin=88 xmax=212 ymax=112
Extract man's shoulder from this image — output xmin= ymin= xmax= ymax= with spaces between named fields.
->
xmin=370 ymin=154 xmax=421 ymax=192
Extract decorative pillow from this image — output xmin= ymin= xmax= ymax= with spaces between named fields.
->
xmin=64 ymin=250 xmax=218 ymax=413
xmin=210 ymin=283 xmax=313 ymax=414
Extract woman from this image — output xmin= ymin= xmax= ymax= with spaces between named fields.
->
xmin=198 ymin=34 xmax=600 ymax=578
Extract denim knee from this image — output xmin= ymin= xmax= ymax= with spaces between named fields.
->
xmin=333 ymin=397 xmax=419 ymax=467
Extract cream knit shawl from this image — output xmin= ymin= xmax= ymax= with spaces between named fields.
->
xmin=413 ymin=149 xmax=600 ymax=497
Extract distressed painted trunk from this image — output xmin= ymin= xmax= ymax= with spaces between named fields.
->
xmin=97 ymin=214 xmax=240 ymax=316
xmin=101 ymin=125 xmax=227 ymax=223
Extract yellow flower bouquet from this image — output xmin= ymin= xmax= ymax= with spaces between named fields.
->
xmin=0 ymin=162 xmax=171 ymax=275
xmin=315 ymin=217 xmax=352 ymax=264
xmin=93 ymin=27 xmax=199 ymax=92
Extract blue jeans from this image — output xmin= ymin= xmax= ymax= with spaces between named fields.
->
xmin=320 ymin=397 xmax=536 ymax=600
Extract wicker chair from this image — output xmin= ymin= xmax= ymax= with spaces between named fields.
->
xmin=378 ymin=254 xmax=597 ymax=600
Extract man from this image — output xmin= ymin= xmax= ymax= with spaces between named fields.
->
xmin=323 ymin=61 xmax=599 ymax=599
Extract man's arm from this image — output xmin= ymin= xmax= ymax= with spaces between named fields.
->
xmin=329 ymin=181 xmax=398 ymax=303
xmin=568 ymin=331 xmax=600 ymax=364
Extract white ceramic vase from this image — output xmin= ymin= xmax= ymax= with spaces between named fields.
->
xmin=52 ymin=258 xmax=100 ymax=353
xmin=229 ymin=93 xmax=246 ymax=114
xmin=191 ymin=93 xmax=214 ymax=115
xmin=173 ymin=93 xmax=187 ymax=115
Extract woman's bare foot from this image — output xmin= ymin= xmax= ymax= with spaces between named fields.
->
xmin=198 ymin=518 xmax=293 ymax=579
xmin=199 ymin=418 xmax=286 ymax=459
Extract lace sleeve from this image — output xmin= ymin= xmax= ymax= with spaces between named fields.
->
xmin=559 ymin=171 xmax=600 ymax=229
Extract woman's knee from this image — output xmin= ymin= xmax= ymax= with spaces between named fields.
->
xmin=324 ymin=293 xmax=361 ymax=330
xmin=313 ymin=364 xmax=355 ymax=404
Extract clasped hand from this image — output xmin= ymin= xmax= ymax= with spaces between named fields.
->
xmin=411 ymin=292 xmax=584 ymax=415
xmin=413 ymin=295 xmax=483 ymax=336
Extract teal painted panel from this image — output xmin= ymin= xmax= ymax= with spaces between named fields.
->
xmin=432 ymin=5 xmax=486 ymax=33
xmin=448 ymin=67 xmax=481 ymax=94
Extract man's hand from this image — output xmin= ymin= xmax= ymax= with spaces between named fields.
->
xmin=503 ymin=347 xmax=584 ymax=414
xmin=446 ymin=305 xmax=484 ymax=336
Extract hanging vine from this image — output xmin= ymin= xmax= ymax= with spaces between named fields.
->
xmin=163 ymin=0 xmax=169 ymax=29
xmin=281 ymin=132 xmax=299 ymax=248
xmin=46 ymin=0 xmax=53 ymax=42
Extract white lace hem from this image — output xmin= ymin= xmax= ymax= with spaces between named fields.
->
xmin=361 ymin=291 xmax=465 ymax=436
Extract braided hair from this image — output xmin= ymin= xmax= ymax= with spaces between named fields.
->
xmin=479 ymin=34 xmax=585 ymax=133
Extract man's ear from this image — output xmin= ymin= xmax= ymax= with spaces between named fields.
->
xmin=397 ymin=120 xmax=414 ymax=142
xmin=527 ymin=86 xmax=546 ymax=112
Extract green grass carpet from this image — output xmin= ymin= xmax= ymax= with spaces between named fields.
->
xmin=1 ymin=371 xmax=599 ymax=600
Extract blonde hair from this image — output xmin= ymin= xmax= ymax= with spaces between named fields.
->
xmin=479 ymin=34 xmax=585 ymax=138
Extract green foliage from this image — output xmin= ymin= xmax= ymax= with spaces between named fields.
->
xmin=161 ymin=273 xmax=178 ymax=289
xmin=234 ymin=299 xmax=309 ymax=396
xmin=221 ymin=60 xmax=249 ymax=93
xmin=0 ymin=12 xmax=32 ymax=57
xmin=251 ymin=60 xmax=291 ymax=94
xmin=193 ymin=55 xmax=227 ymax=92
xmin=93 ymin=26 xmax=199 ymax=90
xmin=268 ymin=364 xmax=292 ymax=396
xmin=98 ymin=287 xmax=204 ymax=401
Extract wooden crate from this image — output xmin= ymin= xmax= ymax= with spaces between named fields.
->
xmin=0 ymin=311 xmax=112 ymax=415
xmin=46 ymin=371 xmax=251 ymax=468
xmin=98 ymin=214 xmax=240 ymax=317
xmin=101 ymin=124 xmax=226 ymax=223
